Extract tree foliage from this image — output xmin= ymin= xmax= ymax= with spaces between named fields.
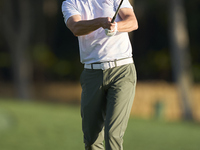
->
xmin=0 ymin=0 xmax=199 ymax=82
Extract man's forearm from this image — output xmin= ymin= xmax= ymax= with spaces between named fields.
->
xmin=72 ymin=16 xmax=138 ymax=36
xmin=117 ymin=15 xmax=138 ymax=32
xmin=68 ymin=18 xmax=102 ymax=36
xmin=116 ymin=8 xmax=138 ymax=33
xmin=67 ymin=16 xmax=116 ymax=36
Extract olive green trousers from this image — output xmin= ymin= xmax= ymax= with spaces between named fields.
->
xmin=80 ymin=63 xmax=137 ymax=150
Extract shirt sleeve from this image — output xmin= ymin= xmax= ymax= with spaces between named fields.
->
xmin=114 ymin=0 xmax=133 ymax=10
xmin=62 ymin=0 xmax=81 ymax=24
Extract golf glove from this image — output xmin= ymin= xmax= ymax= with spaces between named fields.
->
xmin=105 ymin=22 xmax=118 ymax=36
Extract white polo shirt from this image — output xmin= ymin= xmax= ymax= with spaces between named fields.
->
xmin=62 ymin=0 xmax=133 ymax=64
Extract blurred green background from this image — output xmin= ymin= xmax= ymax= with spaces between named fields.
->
xmin=0 ymin=0 xmax=200 ymax=149
xmin=1 ymin=99 xmax=200 ymax=150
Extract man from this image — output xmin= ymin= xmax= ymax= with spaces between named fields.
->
xmin=62 ymin=0 xmax=138 ymax=149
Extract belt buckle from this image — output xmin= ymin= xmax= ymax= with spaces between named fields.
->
xmin=109 ymin=61 xmax=116 ymax=68
xmin=101 ymin=62 xmax=111 ymax=70
xmin=101 ymin=63 xmax=105 ymax=70
xmin=101 ymin=61 xmax=115 ymax=70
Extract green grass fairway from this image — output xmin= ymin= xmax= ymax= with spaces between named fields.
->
xmin=0 ymin=99 xmax=200 ymax=150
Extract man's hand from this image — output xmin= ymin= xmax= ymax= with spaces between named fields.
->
xmin=101 ymin=17 xmax=118 ymax=36
xmin=101 ymin=17 xmax=116 ymax=31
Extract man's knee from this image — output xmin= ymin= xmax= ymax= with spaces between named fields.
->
xmin=105 ymin=129 xmax=123 ymax=143
xmin=84 ymin=133 xmax=99 ymax=146
xmin=84 ymin=139 xmax=104 ymax=150
xmin=84 ymin=129 xmax=104 ymax=149
xmin=104 ymin=129 xmax=124 ymax=150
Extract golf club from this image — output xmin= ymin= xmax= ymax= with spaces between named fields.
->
xmin=111 ymin=0 xmax=124 ymax=23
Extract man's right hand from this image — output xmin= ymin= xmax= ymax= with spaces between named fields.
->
xmin=100 ymin=17 xmax=117 ymax=32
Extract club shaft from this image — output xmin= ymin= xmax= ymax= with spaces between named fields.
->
xmin=111 ymin=0 xmax=124 ymax=23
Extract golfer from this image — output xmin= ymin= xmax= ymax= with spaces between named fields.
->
xmin=62 ymin=0 xmax=138 ymax=149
